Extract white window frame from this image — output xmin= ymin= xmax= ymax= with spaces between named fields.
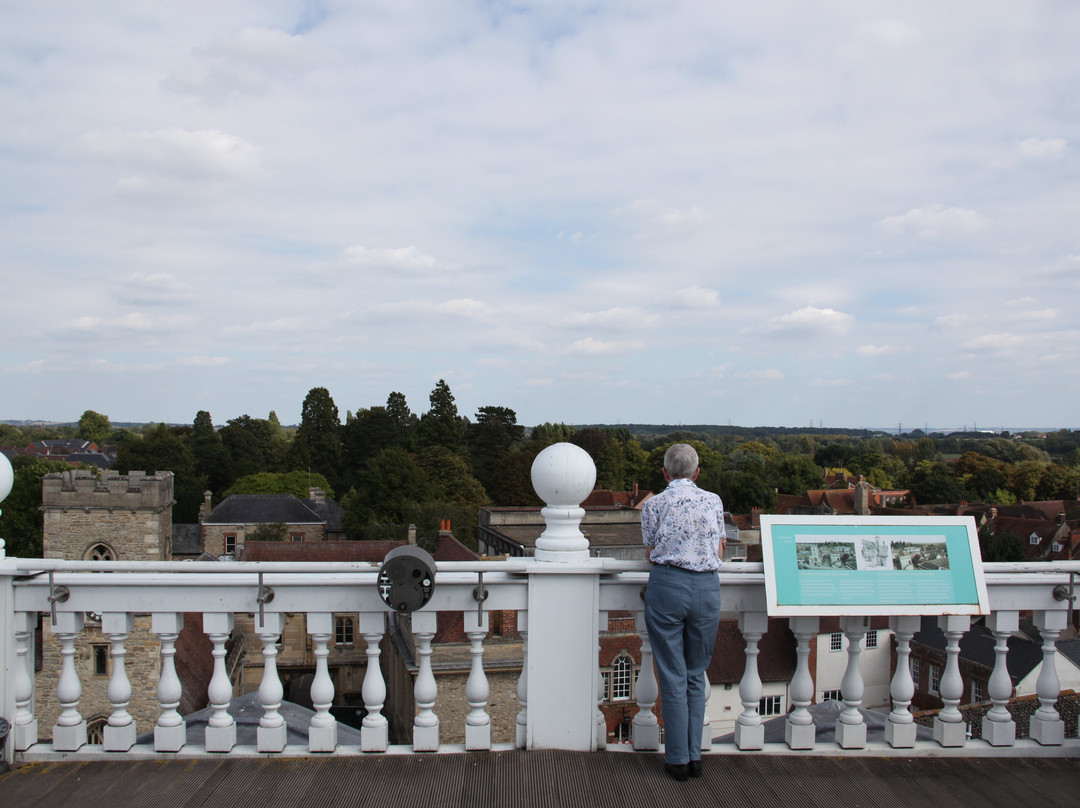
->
xmin=971 ymin=679 xmax=985 ymax=703
xmin=759 ymin=695 xmax=783 ymax=716
xmin=910 ymin=656 xmax=921 ymax=687
xmin=929 ymin=663 xmax=941 ymax=696
xmin=830 ymin=632 xmax=843 ymax=651
xmin=822 ymin=689 xmax=842 ymax=702
xmin=865 ymin=629 xmax=878 ymax=649
xmin=335 ymin=617 xmax=354 ymax=646
xmin=610 ymin=654 xmax=633 ymax=702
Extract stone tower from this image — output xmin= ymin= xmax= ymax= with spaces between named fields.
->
xmin=36 ymin=470 xmax=177 ymax=743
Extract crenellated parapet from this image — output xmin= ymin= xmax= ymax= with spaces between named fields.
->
xmin=42 ymin=470 xmax=174 ymax=513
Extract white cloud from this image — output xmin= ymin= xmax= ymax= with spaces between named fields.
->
xmin=223 ymin=317 xmax=309 ymax=335
xmin=117 ymin=273 xmax=201 ymax=305
xmin=567 ymin=337 xmax=644 ymax=354
xmin=963 ymin=333 xmax=1033 ymax=352
xmin=735 ymin=368 xmax=783 ymax=380
xmin=876 ymin=204 xmax=988 ymax=238
xmin=1018 ymin=138 xmax=1067 ymax=160
xmin=435 ymin=298 xmax=490 ymax=318
xmin=613 ymin=199 xmax=707 ymax=239
xmin=857 ymin=345 xmax=897 ymax=356
xmin=177 ymin=356 xmax=231 ymax=367
xmin=76 ymin=128 xmax=262 ymax=182
xmin=558 ymin=307 xmax=659 ymax=328
xmin=673 ymin=286 xmax=721 ymax=309
xmin=375 ymin=298 xmax=491 ymax=319
xmin=341 ymin=245 xmax=439 ymax=272
xmin=844 ymin=19 xmax=923 ymax=57
xmin=933 ymin=313 xmax=974 ymax=329
xmin=765 ymin=307 xmax=854 ymax=339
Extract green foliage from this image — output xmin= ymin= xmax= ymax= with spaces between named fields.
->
xmin=248 ymin=522 xmax=288 ymax=541
xmin=469 ymin=406 xmax=524 ymax=493
xmin=0 ymin=457 xmax=81 ymax=557
xmin=288 ymin=387 xmax=343 ymax=488
xmin=187 ymin=411 xmax=233 ymax=497
xmin=225 ymin=470 xmax=335 ymax=499
xmin=905 ymin=460 xmax=964 ymax=505
xmin=417 ymin=446 xmax=489 ymax=507
xmin=344 ymin=447 xmax=433 ymax=530
xmin=116 ymin=423 xmax=204 ymax=522
xmin=78 ymin=410 xmax=112 ymax=444
xmin=220 ymin=414 xmax=286 ymax=479
xmin=766 ymin=454 xmax=825 ymax=496
xmin=417 ymin=379 xmax=468 ymax=451
xmin=978 ymin=525 xmax=1025 ymax=563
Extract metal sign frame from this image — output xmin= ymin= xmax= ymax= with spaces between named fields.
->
xmin=759 ymin=514 xmax=989 ymax=616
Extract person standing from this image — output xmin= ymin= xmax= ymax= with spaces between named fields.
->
xmin=642 ymin=443 xmax=726 ymax=781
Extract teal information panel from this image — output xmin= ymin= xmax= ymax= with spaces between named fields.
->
xmin=760 ymin=515 xmax=988 ymax=616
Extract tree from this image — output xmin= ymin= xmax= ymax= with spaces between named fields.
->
xmin=0 ymin=457 xmax=79 ymax=557
xmin=386 ymin=391 xmax=418 ymax=443
xmin=345 ymin=447 xmax=432 ymax=527
xmin=187 ymin=411 xmax=233 ymax=497
xmin=416 ymin=379 xmax=467 ymax=451
xmin=116 ymin=423 xmax=204 ymax=522
xmin=78 ymin=410 xmax=112 ymax=444
xmin=469 ymin=406 xmax=524 ymax=493
xmin=766 ymin=454 xmax=824 ymax=496
xmin=248 ymin=522 xmax=288 ymax=541
xmin=905 ymin=460 xmax=963 ymax=505
xmin=220 ymin=414 xmax=286 ymax=478
xmin=224 ymin=470 xmax=335 ymax=499
xmin=417 ymin=446 xmax=490 ymax=507
xmin=978 ymin=525 xmax=1024 ymax=563
xmin=288 ymin=387 xmax=343 ymax=488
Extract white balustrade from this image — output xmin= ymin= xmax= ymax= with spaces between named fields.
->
xmin=153 ymin=612 xmax=186 ymax=752
xmin=515 ymin=612 xmax=528 ymax=749
xmin=631 ymin=611 xmax=660 ymax=750
xmin=255 ymin=612 xmax=286 ymax=753
xmin=13 ymin=611 xmax=37 ymax=751
xmin=786 ymin=615 xmax=818 ymax=750
xmin=102 ymin=611 xmax=136 ymax=752
xmin=203 ymin=612 xmax=236 ymax=753
xmin=51 ymin=610 xmax=86 ymax=751
xmin=465 ymin=610 xmax=491 ymax=751
xmin=836 ymin=616 xmax=868 ymax=749
xmin=982 ymin=610 xmax=1018 ymax=747
xmin=411 ymin=610 xmax=439 ymax=752
xmin=1030 ymin=609 xmax=1066 ymax=745
xmin=734 ymin=610 xmax=766 ymax=750
xmin=596 ymin=612 xmax=608 ymax=748
xmin=886 ymin=615 xmax=920 ymax=749
xmin=307 ymin=612 xmax=337 ymax=753
xmin=358 ymin=612 xmax=388 ymax=752
xmin=933 ymin=614 xmax=971 ymax=747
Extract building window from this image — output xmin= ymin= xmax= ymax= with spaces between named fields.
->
xmin=611 ymin=654 xmax=633 ymax=702
xmin=87 ymin=717 xmax=108 ymax=745
xmin=85 ymin=543 xmax=115 ymax=561
xmin=92 ymin=644 xmax=109 ymax=676
xmin=910 ymin=656 xmax=921 ymax=687
xmin=291 ymin=533 xmax=303 ymax=542
xmin=830 ymin=632 xmax=843 ymax=651
xmin=759 ymin=695 xmax=782 ymax=716
xmin=224 ymin=534 xmax=237 ymax=555
xmin=972 ymin=680 xmax=985 ymax=703
xmin=822 ymin=689 xmax=842 ymax=702
xmin=865 ymin=630 xmax=878 ymax=649
xmin=335 ymin=617 xmax=354 ymax=646
xmin=929 ymin=664 xmax=941 ymax=696
xmin=1029 ymin=532 xmax=1041 ymax=545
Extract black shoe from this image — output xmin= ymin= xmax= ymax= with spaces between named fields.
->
xmin=664 ymin=763 xmax=689 ymax=782
xmin=688 ymin=760 xmax=703 ymax=778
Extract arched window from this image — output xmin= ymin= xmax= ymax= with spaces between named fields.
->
xmin=611 ymin=654 xmax=633 ymax=702
xmin=85 ymin=543 xmax=115 ymax=561
xmin=87 ymin=716 xmax=108 ymax=745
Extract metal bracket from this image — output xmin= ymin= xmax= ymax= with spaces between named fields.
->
xmin=472 ymin=572 xmax=489 ymax=627
xmin=256 ymin=573 xmax=275 ymax=624
xmin=47 ymin=570 xmax=70 ymax=624
xmin=1054 ymin=574 xmax=1076 ymax=626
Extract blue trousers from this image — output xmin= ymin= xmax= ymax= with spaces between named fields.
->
xmin=643 ymin=564 xmax=722 ymax=765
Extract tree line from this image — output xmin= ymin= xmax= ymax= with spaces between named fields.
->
xmin=2 ymin=386 xmax=1078 ymax=557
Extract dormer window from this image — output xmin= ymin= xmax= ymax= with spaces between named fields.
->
xmin=1029 ymin=532 xmax=1041 ymax=545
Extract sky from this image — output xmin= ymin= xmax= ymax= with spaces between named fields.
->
xmin=1 ymin=1 xmax=1078 ymax=431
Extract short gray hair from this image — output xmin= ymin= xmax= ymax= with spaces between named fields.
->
xmin=664 ymin=443 xmax=699 ymax=479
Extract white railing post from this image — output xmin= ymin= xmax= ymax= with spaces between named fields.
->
xmin=836 ymin=616 xmax=868 ymax=749
xmin=203 ymin=612 xmax=236 ymax=753
xmin=51 ymin=610 xmax=86 ymax=751
xmin=515 ymin=611 xmax=528 ymax=749
xmin=596 ymin=612 xmax=608 ymax=748
xmin=411 ymin=609 xmax=439 ymax=751
xmin=255 ymin=611 xmax=286 ymax=753
xmin=0 ymin=459 xmax=12 ymax=768
xmin=1030 ymin=609 xmax=1066 ymax=746
xmin=358 ymin=612 xmax=388 ymax=752
xmin=886 ymin=615 xmax=920 ymax=749
xmin=307 ymin=612 xmax=338 ymax=753
xmin=153 ymin=612 xmax=186 ymax=753
xmin=465 ymin=610 xmax=491 ymax=751
xmin=734 ymin=610 xmax=767 ymax=750
xmin=982 ymin=610 xmax=1018 ymax=747
xmin=632 ymin=610 xmax=660 ymax=750
xmin=101 ymin=612 xmax=136 ymax=752
xmin=933 ymin=614 xmax=970 ymax=748
xmin=526 ymin=443 xmax=601 ymax=752
xmin=13 ymin=611 xmax=38 ymax=752
xmin=786 ymin=615 xmax=819 ymax=750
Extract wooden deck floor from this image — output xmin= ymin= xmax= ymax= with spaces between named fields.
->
xmin=3 ymin=751 xmax=1079 ymax=808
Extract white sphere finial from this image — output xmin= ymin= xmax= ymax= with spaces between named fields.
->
xmin=531 ymin=442 xmax=596 ymax=562
xmin=0 ymin=452 xmax=13 ymax=504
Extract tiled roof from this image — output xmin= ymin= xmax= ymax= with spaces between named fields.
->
xmin=205 ymin=494 xmax=324 ymax=525
xmin=913 ymin=616 xmax=1044 ymax=680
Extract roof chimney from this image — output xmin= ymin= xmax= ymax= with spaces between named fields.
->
xmin=202 ymin=490 xmax=212 ymax=522
xmin=407 ymin=523 xmax=417 ymax=545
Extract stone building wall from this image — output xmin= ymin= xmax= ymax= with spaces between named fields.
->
xmin=202 ymin=523 xmax=325 ymax=557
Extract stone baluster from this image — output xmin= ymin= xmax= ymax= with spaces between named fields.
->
xmin=632 ymin=611 xmax=660 ymax=750
xmin=596 ymin=611 xmax=608 ymax=748
xmin=203 ymin=612 xmax=236 ymax=753
xmin=785 ymin=615 xmax=819 ymax=750
xmin=465 ymin=611 xmax=491 ymax=750
xmin=886 ymin=615 xmax=921 ymax=748
xmin=734 ymin=610 xmax=767 ymax=750
xmin=933 ymin=614 xmax=970 ymax=747
xmin=516 ymin=611 xmax=529 ymax=749
xmin=1030 ymin=609 xmax=1066 ymax=746
xmin=256 ymin=612 xmax=286 ymax=752
xmin=358 ymin=612 xmax=388 ymax=752
xmin=982 ymin=610 xmax=1018 ymax=747
xmin=412 ymin=610 xmax=439 ymax=751
xmin=836 ymin=616 xmax=868 ymax=749
xmin=153 ymin=612 xmax=186 ymax=752
xmin=51 ymin=611 xmax=86 ymax=751
xmin=13 ymin=612 xmax=38 ymax=751
xmin=101 ymin=612 xmax=136 ymax=752
xmin=307 ymin=612 xmax=338 ymax=752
